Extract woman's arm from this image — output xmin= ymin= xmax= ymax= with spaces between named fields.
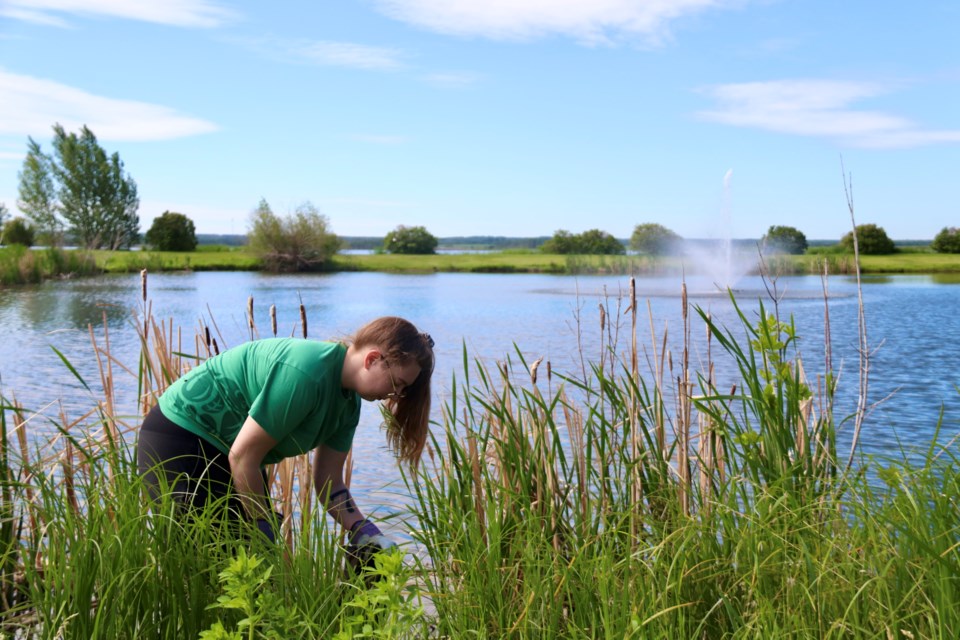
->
xmin=229 ymin=415 xmax=278 ymax=520
xmin=313 ymin=445 xmax=365 ymax=531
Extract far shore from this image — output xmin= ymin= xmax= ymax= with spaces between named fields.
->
xmin=88 ymin=248 xmax=960 ymax=276
xmin=4 ymin=246 xmax=960 ymax=289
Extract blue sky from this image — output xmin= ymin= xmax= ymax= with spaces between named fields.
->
xmin=1 ymin=0 xmax=957 ymax=240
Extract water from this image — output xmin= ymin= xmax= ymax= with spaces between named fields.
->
xmin=2 ymin=271 xmax=959 ymax=523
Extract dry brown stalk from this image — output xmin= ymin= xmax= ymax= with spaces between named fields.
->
xmin=467 ymin=433 xmax=486 ymax=546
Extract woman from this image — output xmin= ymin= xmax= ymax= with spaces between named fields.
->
xmin=136 ymin=316 xmax=434 ymax=560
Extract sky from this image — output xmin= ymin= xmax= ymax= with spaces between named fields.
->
xmin=0 ymin=1 xmax=958 ymax=241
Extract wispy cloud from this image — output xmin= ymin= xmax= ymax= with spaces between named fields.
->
xmin=698 ymin=79 xmax=960 ymax=149
xmin=0 ymin=68 xmax=219 ymax=141
xmin=421 ymin=71 xmax=481 ymax=88
xmin=372 ymin=0 xmax=734 ymax=44
xmin=235 ymin=36 xmax=407 ymax=71
xmin=0 ymin=0 xmax=234 ymax=27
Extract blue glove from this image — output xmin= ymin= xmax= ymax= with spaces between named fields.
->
xmin=347 ymin=519 xmax=396 ymax=568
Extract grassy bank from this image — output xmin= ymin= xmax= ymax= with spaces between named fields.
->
xmin=5 ymin=246 xmax=960 ymax=283
xmin=0 ymin=246 xmax=101 ymax=285
xmin=94 ymin=248 xmax=960 ymax=276
xmin=1 ymin=276 xmax=957 ymax=637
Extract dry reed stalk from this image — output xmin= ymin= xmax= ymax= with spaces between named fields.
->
xmin=276 ymin=457 xmax=296 ymax=548
xmin=12 ymin=405 xmax=39 ymax=541
xmin=247 ymin=296 xmax=256 ymax=341
xmin=62 ymin=440 xmax=79 ymax=517
xmin=88 ymin=312 xmax=117 ymax=445
xmin=296 ymin=453 xmax=313 ymax=533
xmin=467 ymin=433 xmax=486 ymax=546
xmin=628 ymin=278 xmax=643 ymax=546
xmin=299 ymin=299 xmax=307 ymax=339
xmin=647 ymin=300 xmax=668 ymax=458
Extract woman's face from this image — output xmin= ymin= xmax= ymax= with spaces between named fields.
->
xmin=358 ymin=352 xmax=421 ymax=402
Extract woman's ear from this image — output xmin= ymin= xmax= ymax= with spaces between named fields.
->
xmin=362 ymin=348 xmax=382 ymax=370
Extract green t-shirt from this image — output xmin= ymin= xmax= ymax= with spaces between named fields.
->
xmin=158 ymin=338 xmax=361 ymax=465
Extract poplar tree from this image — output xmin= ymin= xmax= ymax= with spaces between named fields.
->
xmin=17 ymin=124 xmax=140 ymax=250
xmin=17 ymin=138 xmax=61 ymax=245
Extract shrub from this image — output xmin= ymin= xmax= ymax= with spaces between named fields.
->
xmin=2 ymin=217 xmax=36 ymax=247
xmin=840 ymin=223 xmax=895 ymax=255
xmin=383 ymin=225 xmax=438 ymax=255
xmin=931 ymin=227 xmax=960 ymax=254
xmin=629 ymin=223 xmax=682 ymax=255
xmin=761 ymin=225 xmax=808 ymax=255
xmin=144 ymin=211 xmax=198 ymax=251
xmin=541 ymin=229 xmax=625 ymax=255
xmin=248 ymin=199 xmax=342 ymax=271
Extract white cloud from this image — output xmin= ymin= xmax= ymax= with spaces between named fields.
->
xmin=0 ymin=68 xmax=219 ymax=141
xmin=0 ymin=0 xmax=233 ymax=27
xmin=698 ymin=79 xmax=960 ymax=149
xmin=291 ymin=40 xmax=406 ymax=70
xmin=236 ymin=36 xmax=407 ymax=71
xmin=372 ymin=0 xmax=732 ymax=44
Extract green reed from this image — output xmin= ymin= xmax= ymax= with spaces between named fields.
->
xmin=401 ymin=285 xmax=959 ymax=638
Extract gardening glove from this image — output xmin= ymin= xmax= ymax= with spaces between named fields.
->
xmin=254 ymin=511 xmax=283 ymax=543
xmin=256 ymin=518 xmax=276 ymax=543
xmin=347 ymin=518 xmax=396 ymax=570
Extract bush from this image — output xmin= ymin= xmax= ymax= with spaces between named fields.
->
xmin=248 ymin=199 xmax=342 ymax=272
xmin=541 ymin=229 xmax=625 ymax=255
xmin=931 ymin=227 xmax=960 ymax=254
xmin=144 ymin=211 xmax=198 ymax=251
xmin=2 ymin=217 xmax=36 ymax=247
xmin=383 ymin=225 xmax=438 ymax=255
xmin=629 ymin=223 xmax=682 ymax=255
xmin=840 ymin=224 xmax=895 ymax=255
xmin=761 ymin=225 xmax=808 ymax=255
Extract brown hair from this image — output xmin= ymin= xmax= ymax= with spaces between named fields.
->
xmin=351 ymin=316 xmax=434 ymax=468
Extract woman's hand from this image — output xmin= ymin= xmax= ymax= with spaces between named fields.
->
xmin=347 ymin=518 xmax=396 ymax=568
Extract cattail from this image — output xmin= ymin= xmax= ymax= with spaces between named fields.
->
xmin=300 ymin=303 xmax=307 ymax=338
xmin=140 ymin=269 xmax=147 ymax=302
xmin=212 ymin=337 xmax=220 ymax=355
xmin=270 ymin=304 xmax=277 ymax=336
xmin=530 ymin=356 xmax=543 ymax=385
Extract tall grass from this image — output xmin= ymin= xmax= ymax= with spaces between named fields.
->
xmin=0 ymin=246 xmax=100 ymax=286
xmin=1 ymin=268 xmax=957 ymax=638
xmin=401 ymin=283 xmax=959 ymax=638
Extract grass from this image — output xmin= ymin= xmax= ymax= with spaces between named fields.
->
xmin=0 ymin=246 xmax=101 ymax=286
xmin=0 ymin=270 xmax=957 ymax=638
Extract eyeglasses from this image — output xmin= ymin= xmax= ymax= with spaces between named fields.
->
xmin=382 ymin=358 xmax=406 ymax=399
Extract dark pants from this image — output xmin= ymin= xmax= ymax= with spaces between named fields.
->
xmin=136 ymin=404 xmax=266 ymax=520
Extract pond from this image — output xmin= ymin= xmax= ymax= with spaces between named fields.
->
xmin=1 ymin=270 xmax=958 ymax=520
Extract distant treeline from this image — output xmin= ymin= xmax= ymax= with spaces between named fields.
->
xmin=195 ymin=234 xmax=933 ymax=250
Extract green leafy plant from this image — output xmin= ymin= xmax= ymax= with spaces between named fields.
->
xmin=335 ymin=547 xmax=425 ymax=639
xmin=201 ymin=548 xmax=300 ymax=640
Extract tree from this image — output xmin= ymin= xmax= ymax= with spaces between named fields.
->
xmin=383 ymin=225 xmax=438 ymax=255
xmin=761 ymin=225 xmax=808 ymax=255
xmin=541 ymin=228 xmax=624 ymax=254
xmin=629 ymin=223 xmax=682 ymax=256
xmin=840 ymin=223 xmax=895 ymax=255
xmin=931 ymin=227 xmax=960 ymax=254
xmin=0 ymin=202 xmax=7 ymax=229
xmin=2 ymin=217 xmax=36 ymax=247
xmin=17 ymin=138 xmax=62 ymax=246
xmin=145 ymin=211 xmax=198 ymax=251
xmin=50 ymin=124 xmax=140 ymax=250
xmin=248 ymin=199 xmax=342 ymax=271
